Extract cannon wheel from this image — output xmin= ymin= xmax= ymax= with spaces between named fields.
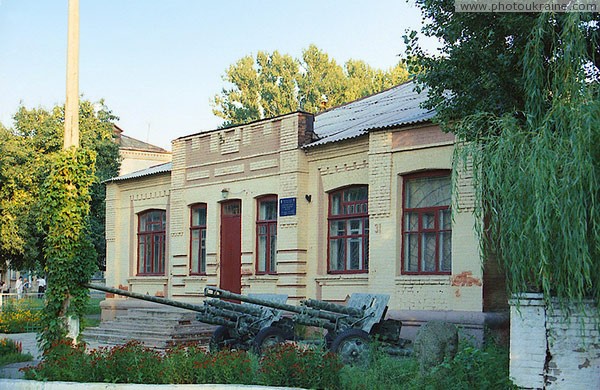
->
xmin=209 ymin=325 xmax=232 ymax=352
xmin=252 ymin=326 xmax=286 ymax=354
xmin=330 ymin=328 xmax=371 ymax=366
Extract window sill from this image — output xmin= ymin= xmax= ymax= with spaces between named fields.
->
xmin=247 ymin=275 xmax=278 ymax=283
xmin=315 ymin=274 xmax=369 ymax=286
xmin=395 ymin=275 xmax=450 ymax=285
xmin=128 ymin=276 xmax=168 ymax=284
xmin=183 ymin=276 xmax=207 ymax=282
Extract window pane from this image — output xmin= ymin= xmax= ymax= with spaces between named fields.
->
xmin=138 ymin=236 xmax=146 ymax=273
xmin=404 ymin=212 xmax=418 ymax=231
xmin=330 ymin=238 xmax=345 ymax=271
xmin=363 ymin=235 xmax=369 ymax=270
xmin=331 ymin=193 xmax=341 ymax=215
xmin=145 ymin=239 xmax=152 ymax=273
xmin=258 ymin=235 xmax=267 ymax=272
xmin=224 ymin=203 xmax=240 ymax=215
xmin=348 ymin=237 xmax=361 ymax=270
xmin=154 ymin=238 xmax=161 ymax=273
xmin=423 ymin=212 xmax=435 ymax=229
xmin=160 ymin=238 xmax=165 ymax=273
xmin=191 ymin=230 xmax=200 ymax=273
xmin=440 ymin=209 xmax=452 ymax=230
xmin=200 ymin=230 xmax=206 ymax=273
xmin=349 ymin=219 xmax=362 ymax=235
xmin=192 ymin=207 xmax=206 ymax=226
xmin=404 ymin=233 xmax=418 ymax=272
xmin=345 ymin=186 xmax=368 ymax=202
xmin=421 ymin=233 xmax=436 ymax=272
xmin=259 ymin=200 xmax=277 ymax=220
xmin=406 ymin=176 xmax=451 ymax=208
xmin=440 ymin=232 xmax=452 ymax=272
xmin=330 ymin=221 xmax=345 ymax=237
xmin=270 ymin=230 xmax=277 ymax=272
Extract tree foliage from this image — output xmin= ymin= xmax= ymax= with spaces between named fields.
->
xmin=0 ymin=100 xmax=120 ymax=272
xmin=408 ymin=5 xmax=599 ymax=307
xmin=212 ymin=44 xmax=409 ymax=127
xmin=405 ymin=1 xmax=599 ymax=129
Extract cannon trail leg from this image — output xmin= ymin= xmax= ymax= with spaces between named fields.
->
xmin=209 ymin=326 xmax=233 ymax=352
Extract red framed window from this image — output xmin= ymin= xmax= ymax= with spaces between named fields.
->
xmin=402 ymin=171 xmax=452 ymax=274
xmin=328 ymin=186 xmax=369 ymax=273
xmin=137 ymin=210 xmax=166 ymax=275
xmin=190 ymin=204 xmax=207 ymax=275
xmin=256 ymin=196 xmax=277 ymax=274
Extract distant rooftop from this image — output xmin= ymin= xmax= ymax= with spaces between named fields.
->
xmin=119 ymin=134 xmax=170 ymax=153
xmin=105 ymin=162 xmax=172 ymax=183
xmin=305 ymin=81 xmax=434 ymax=148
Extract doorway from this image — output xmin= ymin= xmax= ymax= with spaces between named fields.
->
xmin=220 ymin=200 xmax=242 ymax=294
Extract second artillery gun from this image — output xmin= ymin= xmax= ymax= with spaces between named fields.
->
xmin=204 ymin=286 xmax=411 ymax=364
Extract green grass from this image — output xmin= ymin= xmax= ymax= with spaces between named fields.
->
xmin=84 ymin=298 xmax=103 ymax=316
xmin=0 ymin=351 xmax=33 ymax=367
xmin=339 ymin=341 xmax=516 ymax=390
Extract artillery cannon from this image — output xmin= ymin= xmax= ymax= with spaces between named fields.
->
xmin=84 ymin=283 xmax=293 ymax=353
xmin=204 ymin=286 xmax=412 ymax=364
xmin=85 ymin=283 xmax=411 ymax=363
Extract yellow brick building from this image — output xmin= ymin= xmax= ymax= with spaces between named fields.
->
xmin=103 ymin=82 xmax=507 ymax=340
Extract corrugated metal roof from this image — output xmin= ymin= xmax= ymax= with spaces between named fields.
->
xmin=305 ymin=81 xmax=434 ymax=148
xmin=105 ymin=162 xmax=172 ymax=183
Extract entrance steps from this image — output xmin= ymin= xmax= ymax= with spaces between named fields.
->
xmin=81 ymin=306 xmax=216 ymax=350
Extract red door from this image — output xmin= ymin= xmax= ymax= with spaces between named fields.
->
xmin=220 ymin=200 xmax=242 ymax=294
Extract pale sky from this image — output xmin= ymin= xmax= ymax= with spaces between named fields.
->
xmin=0 ymin=0 xmax=439 ymax=151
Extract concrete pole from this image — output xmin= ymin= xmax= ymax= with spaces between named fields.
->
xmin=64 ymin=0 xmax=80 ymax=343
xmin=64 ymin=0 xmax=80 ymax=149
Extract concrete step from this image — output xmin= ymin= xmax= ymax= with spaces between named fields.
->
xmin=91 ymin=319 xmax=209 ymax=333
xmin=126 ymin=308 xmax=199 ymax=320
xmin=81 ymin=330 xmax=213 ymax=350
xmin=81 ymin=307 xmax=216 ymax=351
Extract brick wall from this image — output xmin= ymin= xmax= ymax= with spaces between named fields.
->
xmin=510 ymin=294 xmax=600 ymax=389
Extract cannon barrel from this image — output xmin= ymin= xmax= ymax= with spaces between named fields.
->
xmin=204 ymin=305 xmax=257 ymax=322
xmin=301 ymin=299 xmax=364 ymax=317
xmin=205 ymin=299 xmax=264 ymax=318
xmin=84 ymin=283 xmax=206 ymax=313
xmin=204 ymin=286 xmax=362 ymax=324
xmin=291 ymin=314 xmax=336 ymax=331
xmin=205 ymin=286 xmax=303 ymax=314
xmin=195 ymin=313 xmax=236 ymax=328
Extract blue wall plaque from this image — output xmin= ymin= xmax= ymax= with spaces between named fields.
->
xmin=279 ymin=197 xmax=297 ymax=217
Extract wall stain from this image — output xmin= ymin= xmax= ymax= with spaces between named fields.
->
xmin=451 ymin=271 xmax=482 ymax=287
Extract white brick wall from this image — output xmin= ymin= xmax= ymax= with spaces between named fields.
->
xmin=510 ymin=294 xmax=600 ymax=389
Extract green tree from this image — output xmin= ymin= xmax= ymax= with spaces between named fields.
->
xmin=0 ymin=123 xmax=45 ymax=270
xmin=0 ymin=100 xmax=120 ymax=272
xmin=212 ymin=44 xmax=410 ymax=127
xmin=407 ymin=7 xmax=599 ymax=308
xmin=405 ymin=2 xmax=599 ymax=130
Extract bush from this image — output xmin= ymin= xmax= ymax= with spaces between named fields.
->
xmin=340 ymin=340 xmax=516 ymax=390
xmin=258 ymin=343 xmax=342 ymax=389
xmin=23 ymin=338 xmax=514 ymax=388
xmin=23 ymin=339 xmax=91 ymax=382
xmin=90 ymin=341 xmax=164 ymax=383
xmin=0 ymin=337 xmax=33 ymax=367
xmin=0 ymin=299 xmax=42 ymax=333
xmin=416 ymin=341 xmax=517 ymax=390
